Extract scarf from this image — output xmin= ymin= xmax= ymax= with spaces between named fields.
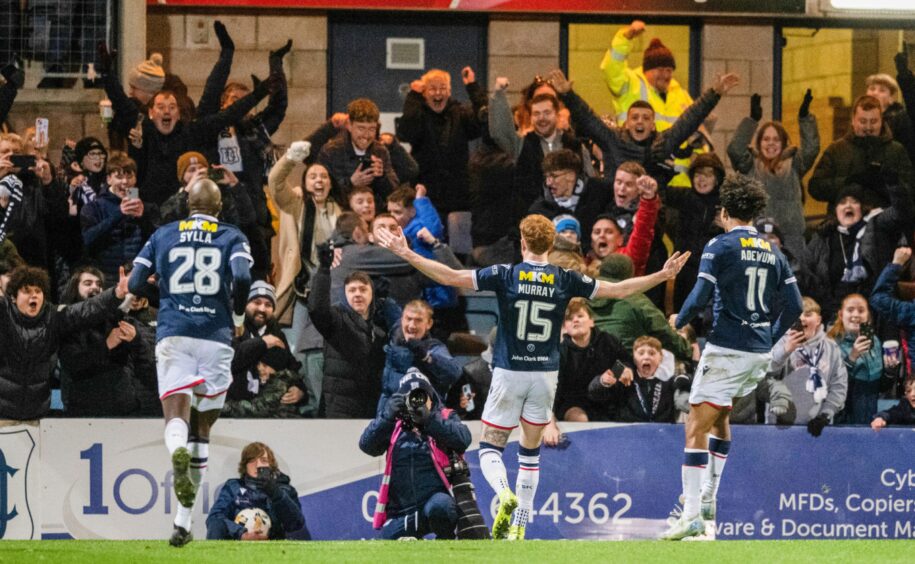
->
xmin=0 ymin=175 xmax=24 ymax=244
xmin=837 ymin=220 xmax=867 ymax=283
xmin=634 ymin=376 xmax=663 ymax=421
xmin=553 ymin=177 xmax=584 ymax=211
xmin=798 ymin=341 xmax=827 ymax=403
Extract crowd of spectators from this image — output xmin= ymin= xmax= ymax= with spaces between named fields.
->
xmin=1 ymin=19 xmax=914 ymax=436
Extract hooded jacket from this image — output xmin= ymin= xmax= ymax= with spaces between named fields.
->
xmin=378 ymin=330 xmax=462 ymax=417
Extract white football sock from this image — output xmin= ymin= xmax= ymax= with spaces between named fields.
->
xmin=174 ymin=504 xmax=193 ymax=531
xmin=702 ymin=435 xmax=731 ymax=502
xmin=188 ymin=439 xmax=209 ymax=489
xmin=164 ymin=418 xmax=188 ymax=455
xmin=681 ymin=448 xmax=708 ymax=520
xmin=478 ymin=442 xmax=510 ymax=496
xmin=512 ymin=445 xmax=540 ymax=528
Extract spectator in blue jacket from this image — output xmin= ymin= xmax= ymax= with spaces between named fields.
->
xmin=207 ymin=442 xmax=308 ymax=541
xmin=360 ymin=370 xmax=472 ymax=540
xmin=376 ymin=299 xmax=463 ymax=416
xmin=80 ymin=153 xmax=154 ymax=286
xmin=871 ymin=247 xmax=915 ymax=371
xmin=387 ymin=184 xmax=457 ymax=310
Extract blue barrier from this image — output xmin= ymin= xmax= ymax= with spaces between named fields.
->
xmin=301 ymin=423 xmax=915 ymax=540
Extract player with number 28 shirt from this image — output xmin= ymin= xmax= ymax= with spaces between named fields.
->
xmin=376 ymin=213 xmax=689 ymax=541
xmin=128 ymin=179 xmax=252 ymax=548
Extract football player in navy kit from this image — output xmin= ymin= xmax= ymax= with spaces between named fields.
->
xmin=129 ymin=179 xmax=253 ymax=547
xmin=662 ymin=175 xmax=803 ymax=541
xmin=377 ymin=212 xmax=690 ymax=540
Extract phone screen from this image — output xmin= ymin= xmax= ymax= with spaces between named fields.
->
xmin=612 ymin=360 xmax=627 ymax=378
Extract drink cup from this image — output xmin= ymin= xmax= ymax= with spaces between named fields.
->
xmin=883 ymin=340 xmax=900 ymax=362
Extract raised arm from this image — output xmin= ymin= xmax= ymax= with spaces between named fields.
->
xmin=196 ymin=21 xmax=235 ymax=118
xmin=488 ymin=78 xmax=523 ymax=159
xmin=375 ymin=226 xmax=474 ymax=289
xmin=594 ymin=251 xmax=689 ymax=300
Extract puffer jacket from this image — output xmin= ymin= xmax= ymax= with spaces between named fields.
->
xmin=870 ymin=263 xmax=915 ymax=371
xmin=0 ymin=288 xmax=120 ymax=420
xmin=57 ymin=311 xmax=148 ymax=416
xmin=728 ymin=114 xmax=820 ymax=257
xmin=308 ymin=265 xmax=399 ymax=418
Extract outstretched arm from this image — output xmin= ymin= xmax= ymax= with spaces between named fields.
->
xmin=375 ymin=226 xmax=475 ymax=289
xmin=594 ymin=251 xmax=690 ymax=299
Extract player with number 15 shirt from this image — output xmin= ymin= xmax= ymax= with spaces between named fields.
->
xmin=376 ymin=212 xmax=689 ymax=541
xmin=474 ymin=262 xmax=597 ymax=372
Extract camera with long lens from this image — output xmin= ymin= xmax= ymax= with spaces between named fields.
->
xmin=443 ymin=453 xmax=490 ymax=539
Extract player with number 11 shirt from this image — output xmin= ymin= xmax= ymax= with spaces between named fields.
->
xmin=128 ymin=179 xmax=252 ymax=547
xmin=376 ymin=212 xmax=690 ymax=541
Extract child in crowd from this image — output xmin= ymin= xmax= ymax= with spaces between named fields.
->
xmin=769 ymin=297 xmax=847 ymax=436
xmin=871 ymin=378 xmax=915 ymax=429
xmin=827 ymin=293 xmax=897 ymax=424
xmin=589 ymin=336 xmax=678 ymax=423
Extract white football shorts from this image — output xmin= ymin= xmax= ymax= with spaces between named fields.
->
xmin=689 ymin=343 xmax=772 ymax=408
xmin=481 ymin=367 xmax=558 ymax=429
xmin=156 ymin=336 xmax=233 ymax=410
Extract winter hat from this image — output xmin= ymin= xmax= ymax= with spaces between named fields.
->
xmin=248 ymin=280 xmax=277 ymax=306
xmin=260 ymin=347 xmax=292 ymax=372
xmin=688 ymin=152 xmax=726 ymax=188
xmin=74 ymin=137 xmax=107 ymax=163
xmin=176 ymin=151 xmax=208 ymax=181
xmin=129 ymin=53 xmax=166 ymax=94
xmin=553 ymin=214 xmax=581 ymax=239
xmin=599 ymin=253 xmax=634 ymax=282
xmin=397 ymin=368 xmax=436 ymax=399
xmin=755 ymin=217 xmax=784 ymax=245
xmin=642 ymin=38 xmax=676 ymax=72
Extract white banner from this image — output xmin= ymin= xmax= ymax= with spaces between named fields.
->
xmin=38 ymin=418 xmax=394 ymax=540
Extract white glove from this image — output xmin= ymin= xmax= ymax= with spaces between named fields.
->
xmin=286 ymin=141 xmax=311 ymax=163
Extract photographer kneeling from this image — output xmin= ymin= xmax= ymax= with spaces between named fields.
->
xmin=206 ymin=442 xmax=308 ymax=541
xmin=359 ymin=370 xmax=474 ymax=540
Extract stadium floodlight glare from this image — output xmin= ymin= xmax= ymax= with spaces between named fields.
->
xmin=830 ymin=0 xmax=915 ymax=11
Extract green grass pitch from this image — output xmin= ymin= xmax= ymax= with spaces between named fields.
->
xmin=0 ymin=540 xmax=912 ymax=563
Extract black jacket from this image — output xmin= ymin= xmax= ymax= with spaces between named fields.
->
xmin=396 ymin=82 xmax=487 ymax=215
xmin=104 ymin=70 xmax=271 ymax=213
xmin=307 ymin=266 xmax=398 ymax=418
xmin=468 ymin=141 xmax=516 ymax=246
xmin=317 ymin=130 xmax=399 ymax=204
xmin=513 ymin=130 xmax=586 ymax=224
xmin=556 ymin=329 xmax=632 ymax=421
xmin=560 ymin=87 xmax=722 ymax=184
xmin=229 ymin=318 xmax=302 ymax=402
xmin=58 ymin=311 xmax=150 ymax=416
xmin=874 ymin=398 xmax=915 ymax=427
xmin=588 ymin=371 xmax=677 ymax=423
xmin=206 ymin=472 xmax=307 ymax=540
xmin=0 ymin=288 xmax=121 ymax=420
